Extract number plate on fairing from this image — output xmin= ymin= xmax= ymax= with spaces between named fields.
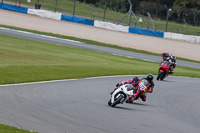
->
xmin=139 ymin=83 xmax=146 ymax=91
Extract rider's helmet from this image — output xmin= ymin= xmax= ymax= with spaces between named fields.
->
xmin=162 ymin=53 xmax=172 ymax=61
xmin=171 ymin=56 xmax=176 ymax=63
xmin=147 ymin=74 xmax=154 ymax=82
xmin=132 ymin=77 xmax=140 ymax=87
xmin=169 ymin=58 xmax=172 ymax=64
xmin=172 ymin=55 xmax=176 ymax=59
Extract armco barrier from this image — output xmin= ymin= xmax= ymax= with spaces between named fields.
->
xmin=164 ymin=32 xmax=200 ymax=43
xmin=129 ymin=26 xmax=164 ymax=38
xmin=28 ymin=9 xmax=61 ymax=20
xmin=0 ymin=3 xmax=28 ymax=14
xmin=94 ymin=20 xmax=129 ymax=33
xmin=61 ymin=14 xmax=94 ymax=26
xmin=3 ymin=3 xmax=200 ymax=43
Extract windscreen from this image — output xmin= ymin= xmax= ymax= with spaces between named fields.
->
xmin=164 ymin=61 xmax=171 ymax=66
xmin=126 ymin=84 xmax=134 ymax=91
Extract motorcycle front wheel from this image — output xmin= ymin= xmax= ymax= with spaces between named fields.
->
xmin=111 ymin=94 xmax=124 ymax=107
xmin=108 ymin=99 xmax=111 ymax=106
xmin=157 ymin=71 xmax=163 ymax=80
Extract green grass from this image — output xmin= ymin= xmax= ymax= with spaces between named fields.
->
xmin=0 ymin=33 xmax=199 ymax=86
xmin=1 ymin=24 xmax=200 ymax=64
xmin=8 ymin=0 xmax=200 ymax=35
xmin=0 ymin=124 xmax=38 ymax=133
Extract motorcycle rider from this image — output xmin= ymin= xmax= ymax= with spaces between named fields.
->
xmin=133 ymin=74 xmax=154 ymax=102
xmin=116 ymin=76 xmax=140 ymax=90
xmin=162 ymin=52 xmax=171 ymax=61
xmin=169 ymin=55 xmax=176 ymax=74
xmin=112 ymin=76 xmax=140 ymax=103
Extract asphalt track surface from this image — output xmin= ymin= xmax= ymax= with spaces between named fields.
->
xmin=0 ymin=28 xmax=200 ymax=133
xmin=0 ymin=76 xmax=200 ymax=133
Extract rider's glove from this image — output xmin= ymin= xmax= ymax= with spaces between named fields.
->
xmin=148 ymin=89 xmax=153 ymax=93
xmin=148 ymin=86 xmax=154 ymax=93
xmin=116 ymin=83 xmax=120 ymax=87
xmin=116 ymin=82 xmax=124 ymax=87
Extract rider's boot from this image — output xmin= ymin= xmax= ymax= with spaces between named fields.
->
xmin=129 ymin=97 xmax=134 ymax=103
xmin=169 ymin=69 xmax=174 ymax=74
xmin=140 ymin=95 xmax=146 ymax=102
xmin=126 ymin=97 xmax=134 ymax=103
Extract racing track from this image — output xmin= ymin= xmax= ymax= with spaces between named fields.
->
xmin=0 ymin=76 xmax=200 ymax=133
xmin=0 ymin=24 xmax=200 ymax=133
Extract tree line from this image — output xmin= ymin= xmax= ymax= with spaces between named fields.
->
xmin=77 ymin=0 xmax=200 ymax=26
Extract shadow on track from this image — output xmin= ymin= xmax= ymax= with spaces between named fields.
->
xmin=127 ymin=102 xmax=157 ymax=107
xmin=157 ymin=80 xmax=173 ymax=82
xmin=106 ymin=104 xmax=136 ymax=110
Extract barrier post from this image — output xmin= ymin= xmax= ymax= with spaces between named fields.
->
xmin=164 ymin=5 xmax=171 ymax=32
xmin=19 ymin=0 xmax=21 ymax=7
xmin=73 ymin=0 xmax=76 ymax=16
xmin=183 ymin=19 xmax=187 ymax=35
xmin=114 ymin=8 xmax=116 ymax=23
xmin=54 ymin=0 xmax=58 ymax=12
xmin=91 ymin=5 xmax=93 ymax=19
xmin=103 ymin=0 xmax=107 ymax=21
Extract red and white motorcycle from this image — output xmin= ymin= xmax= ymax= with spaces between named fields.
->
xmin=108 ymin=84 xmax=134 ymax=107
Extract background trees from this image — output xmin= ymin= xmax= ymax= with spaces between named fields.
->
xmin=76 ymin=0 xmax=200 ymax=25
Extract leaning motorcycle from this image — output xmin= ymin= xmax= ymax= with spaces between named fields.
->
xmin=157 ymin=61 xmax=171 ymax=80
xmin=108 ymin=84 xmax=134 ymax=107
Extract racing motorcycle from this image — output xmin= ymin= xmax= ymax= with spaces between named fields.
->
xmin=157 ymin=60 xmax=171 ymax=80
xmin=108 ymin=84 xmax=134 ymax=107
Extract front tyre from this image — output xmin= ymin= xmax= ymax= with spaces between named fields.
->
xmin=111 ymin=95 xmax=124 ymax=107
xmin=157 ymin=71 xmax=163 ymax=80
xmin=108 ymin=99 xmax=111 ymax=106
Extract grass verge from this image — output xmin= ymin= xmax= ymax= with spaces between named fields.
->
xmin=0 ymin=34 xmax=199 ymax=86
xmin=0 ymin=24 xmax=200 ymax=64
xmin=0 ymin=124 xmax=38 ymax=133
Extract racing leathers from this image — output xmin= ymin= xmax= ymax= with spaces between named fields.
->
xmin=116 ymin=78 xmax=140 ymax=92
xmin=133 ymin=78 xmax=154 ymax=102
xmin=114 ymin=77 xmax=140 ymax=102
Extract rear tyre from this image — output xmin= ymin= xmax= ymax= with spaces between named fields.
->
xmin=111 ymin=95 xmax=124 ymax=107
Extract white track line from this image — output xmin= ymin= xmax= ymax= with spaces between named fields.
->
xmin=0 ymin=27 xmax=82 ymax=43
